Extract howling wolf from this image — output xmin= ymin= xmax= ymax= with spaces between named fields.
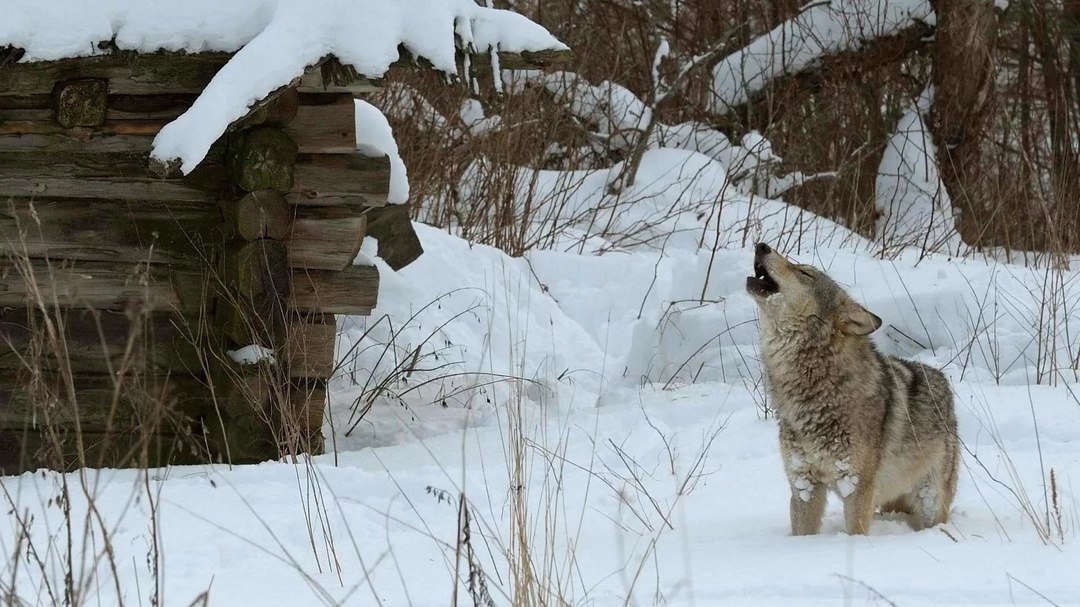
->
xmin=746 ymin=243 xmax=959 ymax=535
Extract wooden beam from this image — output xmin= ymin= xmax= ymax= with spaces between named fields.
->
xmin=0 ymin=308 xmax=210 ymax=376
xmin=0 ymin=52 xmax=233 ymax=96
xmin=0 ymin=370 xmax=208 ymax=430
xmin=221 ymin=190 xmax=292 ymax=241
xmin=289 ymin=153 xmax=391 ymax=207
xmin=284 ymin=96 xmax=356 ymax=154
xmin=0 ymin=197 xmax=225 ymax=266
xmin=289 ymin=265 xmax=379 ymax=315
xmin=285 ymin=315 xmax=336 ymax=378
xmin=0 ymin=151 xmax=226 ymax=202
xmin=0 ymin=259 xmax=201 ymax=313
xmin=364 ymin=204 xmax=422 ymax=270
xmin=285 ymin=207 xmax=366 ymax=271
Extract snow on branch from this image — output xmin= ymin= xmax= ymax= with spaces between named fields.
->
xmin=710 ymin=0 xmax=933 ymax=114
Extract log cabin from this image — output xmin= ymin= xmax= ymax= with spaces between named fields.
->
xmin=0 ymin=1 xmax=569 ymax=472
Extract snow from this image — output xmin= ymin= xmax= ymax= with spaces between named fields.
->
xmin=354 ymin=99 xmax=409 ymax=204
xmin=226 ymin=344 xmax=278 ymax=365
xmin=711 ymin=0 xmax=934 ymax=113
xmin=876 ymin=87 xmax=963 ymax=256
xmin=0 ymin=0 xmax=566 ymax=173
xmin=4 ymin=49 xmax=1080 ymax=602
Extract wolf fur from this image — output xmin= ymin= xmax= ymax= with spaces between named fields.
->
xmin=746 ymin=243 xmax=959 ymax=535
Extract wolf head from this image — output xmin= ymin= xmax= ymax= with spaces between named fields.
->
xmin=746 ymin=243 xmax=881 ymax=337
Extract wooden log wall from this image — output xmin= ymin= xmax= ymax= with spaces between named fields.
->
xmin=0 ymin=52 xmax=391 ymax=473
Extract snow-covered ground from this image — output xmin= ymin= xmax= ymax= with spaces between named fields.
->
xmin=3 ymin=213 xmax=1080 ymax=605
xmin=3 ymin=93 xmax=1080 ymax=605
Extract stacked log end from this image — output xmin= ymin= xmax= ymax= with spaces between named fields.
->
xmin=0 ymin=53 xmax=390 ymax=473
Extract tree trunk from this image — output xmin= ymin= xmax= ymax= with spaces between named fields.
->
xmin=928 ymin=0 xmax=997 ymax=243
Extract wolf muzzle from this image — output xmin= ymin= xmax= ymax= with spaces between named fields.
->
xmin=747 ymin=242 xmax=780 ymax=298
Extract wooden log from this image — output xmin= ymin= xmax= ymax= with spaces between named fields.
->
xmin=221 ymin=239 xmax=291 ymax=300
xmin=210 ymin=359 xmax=278 ymax=419
xmin=285 ymin=208 xmax=366 ymax=271
xmin=106 ymin=93 xmax=199 ymax=119
xmin=240 ymin=87 xmax=301 ymax=128
xmin=0 ymin=371 xmax=208 ymax=431
xmin=221 ymin=190 xmax=291 ymax=241
xmin=287 ymin=381 xmax=327 ymax=431
xmin=364 ymin=204 xmax=423 ymax=270
xmin=0 ymin=259 xmax=200 ymax=313
xmin=0 ymin=308 xmax=209 ymax=375
xmin=289 ymin=153 xmax=390 ymax=207
xmin=285 ymin=315 xmax=337 ymax=378
xmin=284 ymin=96 xmax=356 ymax=154
xmin=278 ymin=380 xmax=326 ymax=454
xmin=53 ymin=79 xmax=108 ymax=128
xmin=218 ymin=239 xmax=291 ymax=345
xmin=0 ymin=151 xmax=226 ymax=202
xmin=0 ymin=197 xmax=226 ymax=266
xmin=0 ymin=427 xmax=203 ymax=474
xmin=289 ymin=265 xmax=379 ymax=315
xmin=0 ymin=52 xmax=232 ymax=96
xmin=296 ymin=70 xmax=380 ymax=95
xmin=226 ymin=126 xmax=298 ymax=192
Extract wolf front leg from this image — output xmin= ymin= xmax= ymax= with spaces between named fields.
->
xmin=789 ymin=479 xmax=827 ymax=535
xmin=842 ymin=478 xmax=876 ymax=535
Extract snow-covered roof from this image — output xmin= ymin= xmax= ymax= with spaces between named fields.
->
xmin=0 ymin=0 xmax=568 ymax=173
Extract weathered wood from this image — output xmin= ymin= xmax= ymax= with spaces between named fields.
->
xmin=226 ymin=126 xmax=298 ymax=192
xmin=0 ymin=308 xmax=209 ymax=375
xmin=222 ymin=239 xmax=291 ymax=300
xmin=218 ymin=239 xmax=291 ymax=344
xmin=0 ymin=151 xmax=226 ymax=202
xmin=212 ymin=360 xmax=276 ymax=419
xmin=286 ymin=208 xmax=366 ymax=271
xmin=0 ymin=197 xmax=225 ymax=265
xmin=0 ymin=52 xmax=232 ymax=96
xmin=0 ymin=259 xmax=200 ymax=313
xmin=53 ymin=79 xmax=108 ymax=128
xmin=279 ymin=380 xmax=326 ymax=454
xmin=222 ymin=190 xmax=291 ymax=241
xmin=287 ymin=381 xmax=327 ymax=430
xmin=0 ymin=371 xmax=208 ymax=430
xmin=297 ymin=70 xmax=380 ymax=95
xmin=364 ymin=204 xmax=423 ymax=270
xmin=284 ymin=97 xmax=356 ymax=154
xmin=289 ymin=153 xmax=391 ymax=207
xmin=0 ymin=120 xmax=164 ymax=153
xmin=289 ymin=264 xmax=379 ymax=315
xmin=285 ymin=315 xmax=337 ymax=378
xmin=106 ymin=93 xmax=198 ymax=119
xmin=0 ymin=428 xmax=203 ymax=475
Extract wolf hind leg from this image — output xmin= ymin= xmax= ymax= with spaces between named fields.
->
xmin=907 ymin=468 xmax=954 ymax=530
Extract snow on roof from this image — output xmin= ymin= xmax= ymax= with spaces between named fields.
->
xmin=0 ymin=0 xmax=567 ymax=174
xmin=710 ymin=0 xmax=932 ymax=114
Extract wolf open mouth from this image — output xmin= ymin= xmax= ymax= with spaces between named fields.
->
xmin=746 ymin=261 xmax=779 ymax=297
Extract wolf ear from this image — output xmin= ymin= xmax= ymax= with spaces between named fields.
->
xmin=840 ymin=301 xmax=882 ymax=336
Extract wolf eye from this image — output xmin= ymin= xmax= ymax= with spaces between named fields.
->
xmin=797 ymin=267 xmax=814 ymax=278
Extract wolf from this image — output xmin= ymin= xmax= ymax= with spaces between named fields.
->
xmin=746 ymin=243 xmax=959 ymax=535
